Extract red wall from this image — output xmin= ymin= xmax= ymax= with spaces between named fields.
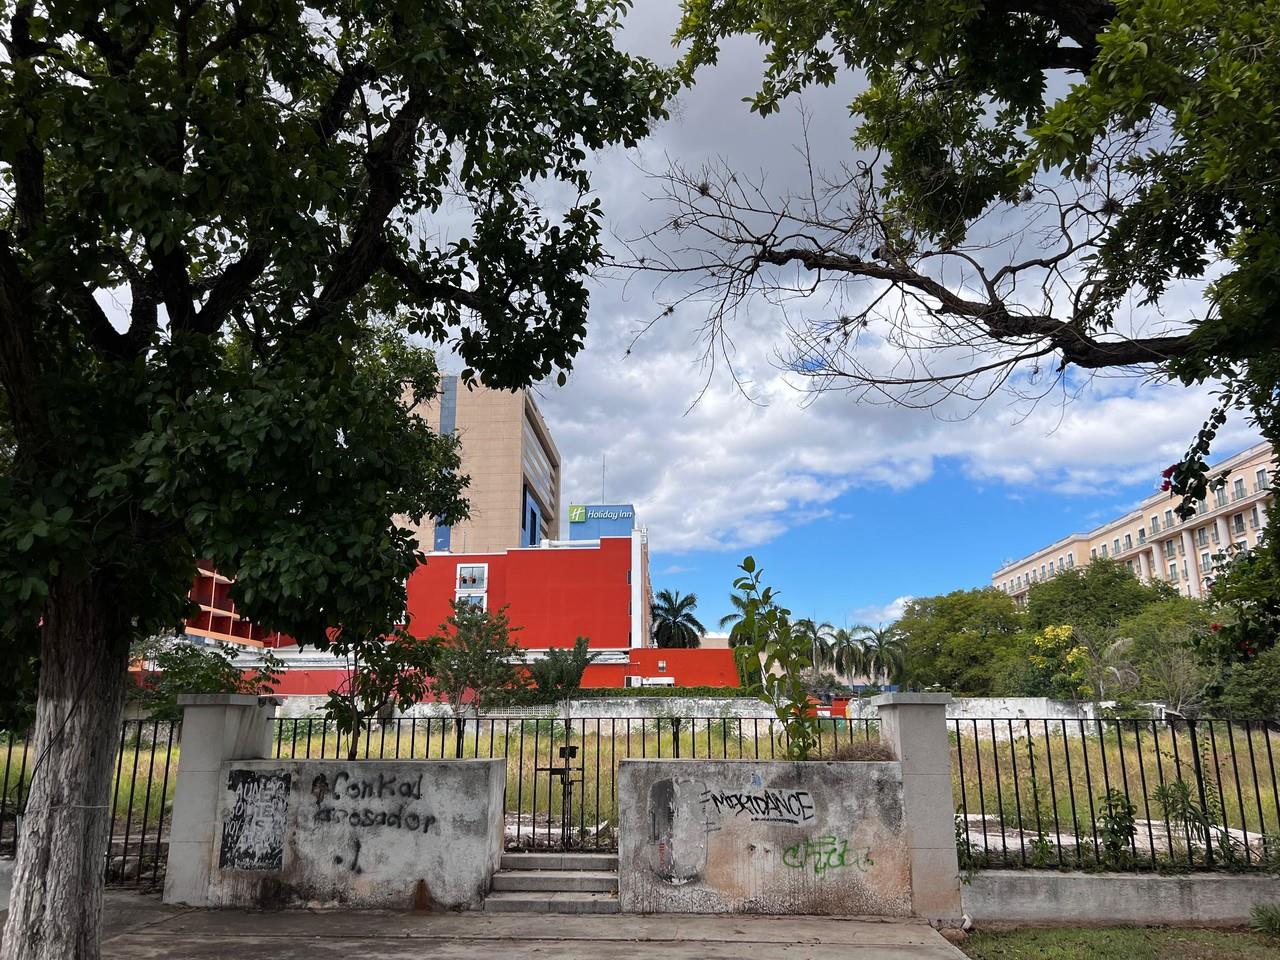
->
xmin=620 ymin=648 xmax=739 ymax=688
xmin=407 ymin=539 xmax=635 ymax=650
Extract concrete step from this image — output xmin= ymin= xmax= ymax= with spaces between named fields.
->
xmin=483 ymin=891 xmax=620 ymax=914
xmin=500 ymin=852 xmax=618 ymax=872
xmin=491 ymin=869 xmax=618 ymax=893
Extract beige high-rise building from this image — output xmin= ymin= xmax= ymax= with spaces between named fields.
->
xmin=992 ymin=441 xmax=1276 ymax=603
xmin=410 ymin=376 xmax=561 ymax=553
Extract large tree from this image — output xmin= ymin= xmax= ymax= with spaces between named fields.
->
xmin=0 ymin=3 xmax=669 ymax=956
xmin=661 ymin=1 xmax=1280 ymax=515
xmin=895 ymin=588 xmax=1027 ymax=695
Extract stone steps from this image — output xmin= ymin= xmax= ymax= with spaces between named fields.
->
xmin=484 ymin=891 xmax=621 ymax=914
xmin=485 ymin=851 xmax=620 ymax=913
xmin=500 ymin=852 xmax=618 ymax=872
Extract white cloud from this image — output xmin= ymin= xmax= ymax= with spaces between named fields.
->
xmin=520 ymin=3 xmax=1264 ymax=558
xmin=850 ymin=596 xmax=914 ymax=626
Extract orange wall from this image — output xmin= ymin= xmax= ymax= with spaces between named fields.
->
xmin=407 ymin=539 xmax=634 ymax=649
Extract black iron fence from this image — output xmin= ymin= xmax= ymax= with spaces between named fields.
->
xmin=0 ymin=719 xmax=181 ymax=887
xmin=3 ymin=712 xmax=1277 ymax=878
xmin=952 ymin=717 xmax=1280 ymax=872
xmin=270 ymin=715 xmax=879 ymax=850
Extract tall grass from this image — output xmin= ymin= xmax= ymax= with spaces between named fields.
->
xmin=951 ymin=717 xmax=1280 ymax=871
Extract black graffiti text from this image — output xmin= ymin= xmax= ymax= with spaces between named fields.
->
xmin=698 ymin=788 xmax=816 ymax=824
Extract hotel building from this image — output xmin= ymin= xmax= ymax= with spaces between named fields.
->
xmin=408 ymin=376 xmax=562 ymax=552
xmin=992 ymin=441 xmax=1276 ymax=603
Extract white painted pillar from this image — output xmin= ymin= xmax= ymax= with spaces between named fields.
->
xmin=1137 ymin=549 xmax=1151 ymax=583
xmin=1180 ymin=530 xmax=1200 ymax=597
xmin=164 ymin=694 xmax=279 ymax=906
xmin=871 ymin=692 xmax=961 ymax=922
xmin=1215 ymin=516 xmax=1231 ymax=550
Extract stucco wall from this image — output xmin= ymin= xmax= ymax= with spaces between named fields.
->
xmin=964 ymin=870 xmax=1280 ymax=926
xmin=618 ymin=759 xmax=912 ymax=916
xmin=204 ymin=758 xmax=504 ymax=910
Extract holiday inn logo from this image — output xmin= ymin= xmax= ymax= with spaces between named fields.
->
xmin=568 ymin=504 xmax=587 ymax=523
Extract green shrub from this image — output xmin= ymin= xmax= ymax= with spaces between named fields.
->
xmin=1250 ymin=903 xmax=1280 ymax=938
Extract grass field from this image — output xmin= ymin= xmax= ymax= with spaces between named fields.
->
xmin=962 ymin=927 xmax=1279 ymax=960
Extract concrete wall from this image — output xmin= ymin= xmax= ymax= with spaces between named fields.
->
xmin=964 ymin=870 xmax=1280 ymax=926
xmin=618 ymin=759 xmax=913 ymax=916
xmin=847 ymin=696 xmax=1153 ymax=733
xmin=199 ymin=759 xmax=504 ymax=910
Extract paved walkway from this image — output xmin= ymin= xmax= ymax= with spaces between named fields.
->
xmin=104 ymin=907 xmax=966 ymax=959
xmin=1 ymin=866 xmax=965 ymax=960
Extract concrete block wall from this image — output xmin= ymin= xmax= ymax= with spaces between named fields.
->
xmin=964 ymin=870 xmax=1280 ymax=926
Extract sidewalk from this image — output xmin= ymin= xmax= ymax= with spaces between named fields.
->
xmin=1 ymin=865 xmax=966 ymax=959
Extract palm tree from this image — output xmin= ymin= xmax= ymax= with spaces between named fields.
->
xmin=717 ymin=592 xmax=752 ymax=647
xmin=851 ymin=623 xmax=906 ymax=686
xmin=827 ymin=627 xmax=868 ymax=680
xmin=650 ymin=589 xmax=708 ymax=649
xmin=792 ymin=618 xmax=835 ymax=670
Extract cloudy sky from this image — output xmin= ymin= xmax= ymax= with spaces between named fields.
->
xmin=513 ymin=4 xmax=1261 ymax=627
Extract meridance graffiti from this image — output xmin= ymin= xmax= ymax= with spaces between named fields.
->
xmin=697 ymin=787 xmax=816 ymax=825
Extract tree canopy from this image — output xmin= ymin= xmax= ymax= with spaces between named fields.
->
xmin=0 ymin=3 xmax=671 ymax=956
xmin=663 ymin=0 xmax=1280 ymax=518
xmin=896 ymin=588 xmax=1027 ymax=695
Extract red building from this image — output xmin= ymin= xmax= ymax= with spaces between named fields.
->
xmin=406 ymin=535 xmax=646 ymax=651
xmin=181 ymin=528 xmax=739 ymax=693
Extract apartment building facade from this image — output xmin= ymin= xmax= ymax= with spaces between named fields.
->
xmin=409 ymin=377 xmax=562 ymax=553
xmin=992 ymin=441 xmax=1276 ymax=603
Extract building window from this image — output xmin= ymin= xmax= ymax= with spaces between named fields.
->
xmin=1215 ymin=488 xmax=1228 ymax=508
xmin=1195 ymin=499 xmax=1207 ymax=515
xmin=1257 ymin=468 xmax=1271 ymax=492
xmin=1100 ymin=545 xmax=1108 ymax=558
xmin=1236 ymin=540 xmax=1248 ymax=552
xmin=1168 ymin=563 xmax=1178 ymax=580
xmin=1164 ymin=540 xmax=1176 ymax=559
xmin=1197 ymin=527 xmax=1208 ymax=547
xmin=1041 ymin=563 xmax=1047 ymax=577
xmin=1111 ymin=538 xmax=1120 ymax=554
xmin=1124 ymin=534 xmax=1132 ymax=550
xmin=455 ymin=594 xmax=487 ymax=611
xmin=1090 ymin=548 xmax=1097 ymax=560
xmin=1151 ymin=515 xmax=1160 ymax=533
xmin=1233 ymin=478 xmax=1246 ymax=501
xmin=657 ymin=660 xmax=666 ymax=673
xmin=1233 ymin=514 xmax=1246 ymax=535
xmin=1164 ymin=509 xmax=1174 ymax=527
xmin=457 ymin=564 xmax=487 ymax=590
xmin=1138 ymin=527 xmax=1146 ymax=544
xmin=1200 ymin=552 xmax=1211 ymax=570
xmin=1067 ymin=555 xmax=1074 ymax=568
xmin=1125 ymin=560 xmax=1134 ymax=573
xmin=1251 ymin=506 xmax=1261 ymax=529
xmin=1058 ymin=557 xmax=1065 ymax=572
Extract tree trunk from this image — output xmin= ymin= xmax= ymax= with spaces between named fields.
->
xmin=1 ymin=576 xmax=130 ymax=960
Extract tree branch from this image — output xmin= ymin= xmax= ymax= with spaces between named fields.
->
xmin=756 ymin=245 xmax=1197 ymax=369
xmin=194 ymin=244 xmax=269 ymax=336
xmin=383 ymin=251 xmax=487 ymax=313
xmin=301 ymin=94 xmax=427 ymax=329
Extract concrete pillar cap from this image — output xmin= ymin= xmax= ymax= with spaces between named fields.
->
xmin=176 ymin=693 xmax=280 ymax=707
xmin=868 ymin=692 xmax=953 ymax=707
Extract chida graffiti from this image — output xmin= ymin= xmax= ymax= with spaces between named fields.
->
xmin=781 ymin=836 xmax=874 ymax=876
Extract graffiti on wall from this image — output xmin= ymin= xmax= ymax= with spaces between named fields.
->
xmin=309 ymin=770 xmax=438 ymax=836
xmin=781 ymin=836 xmax=873 ymax=876
xmin=698 ymin=787 xmax=816 ymax=825
xmin=220 ymin=770 xmax=290 ymax=870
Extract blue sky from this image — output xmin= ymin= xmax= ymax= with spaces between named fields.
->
xmin=640 ymin=445 xmax=1259 ymax=629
